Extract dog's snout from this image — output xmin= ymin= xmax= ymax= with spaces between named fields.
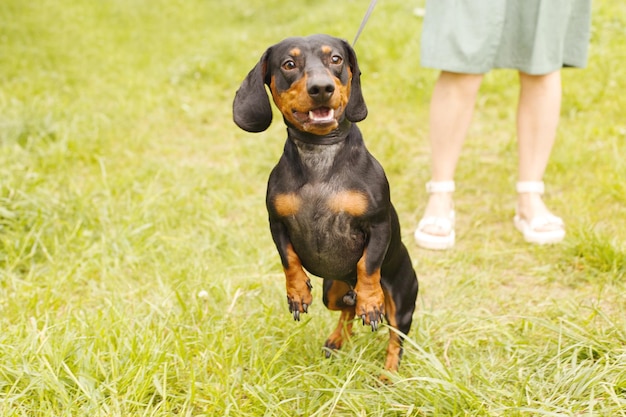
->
xmin=307 ymin=74 xmax=335 ymax=102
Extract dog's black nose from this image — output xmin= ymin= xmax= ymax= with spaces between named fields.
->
xmin=307 ymin=74 xmax=335 ymax=102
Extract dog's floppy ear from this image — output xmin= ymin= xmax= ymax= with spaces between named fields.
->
xmin=342 ymin=40 xmax=367 ymax=123
xmin=233 ymin=49 xmax=273 ymax=132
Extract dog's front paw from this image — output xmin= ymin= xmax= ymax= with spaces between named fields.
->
xmin=355 ymin=286 xmax=385 ymax=331
xmin=286 ymin=278 xmax=313 ymax=321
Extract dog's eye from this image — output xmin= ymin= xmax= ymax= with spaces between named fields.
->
xmin=282 ymin=60 xmax=297 ymax=70
xmin=331 ymin=55 xmax=343 ymax=65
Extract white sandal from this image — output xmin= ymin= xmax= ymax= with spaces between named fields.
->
xmin=414 ymin=181 xmax=455 ymax=250
xmin=513 ymin=181 xmax=565 ymax=244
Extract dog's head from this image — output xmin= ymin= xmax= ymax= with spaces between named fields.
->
xmin=233 ymin=34 xmax=367 ymax=136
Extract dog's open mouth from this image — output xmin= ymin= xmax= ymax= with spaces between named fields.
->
xmin=309 ymin=107 xmax=335 ymax=123
xmin=293 ymin=107 xmax=335 ymax=124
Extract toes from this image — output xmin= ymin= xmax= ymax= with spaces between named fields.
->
xmin=286 ymin=280 xmax=312 ymax=321
xmin=371 ymin=318 xmax=379 ymax=332
xmin=290 ymin=303 xmax=302 ymax=321
xmin=360 ymin=308 xmax=384 ymax=331
xmin=323 ymin=340 xmax=339 ymax=358
xmin=287 ymin=296 xmax=310 ymax=321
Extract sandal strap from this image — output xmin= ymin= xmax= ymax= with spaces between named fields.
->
xmin=426 ymin=180 xmax=455 ymax=194
xmin=417 ymin=211 xmax=455 ymax=231
xmin=526 ymin=213 xmax=564 ymax=230
xmin=516 ymin=181 xmax=545 ymax=194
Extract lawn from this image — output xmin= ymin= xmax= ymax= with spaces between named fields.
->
xmin=1 ymin=0 xmax=625 ymax=415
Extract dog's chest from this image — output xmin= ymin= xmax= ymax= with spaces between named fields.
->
xmin=279 ymin=183 xmax=368 ymax=279
xmin=270 ymin=142 xmax=371 ymax=278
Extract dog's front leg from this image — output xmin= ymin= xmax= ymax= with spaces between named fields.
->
xmin=283 ymin=243 xmax=313 ymax=320
xmin=355 ymin=220 xmax=389 ymax=331
xmin=270 ymin=221 xmax=312 ymax=321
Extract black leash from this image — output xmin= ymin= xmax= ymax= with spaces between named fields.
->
xmin=352 ymin=0 xmax=379 ymax=46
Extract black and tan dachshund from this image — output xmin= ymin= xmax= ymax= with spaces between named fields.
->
xmin=233 ymin=34 xmax=418 ymax=374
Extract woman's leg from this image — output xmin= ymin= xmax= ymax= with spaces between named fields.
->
xmin=516 ymin=70 xmax=563 ymax=233
xmin=418 ymin=71 xmax=483 ymax=239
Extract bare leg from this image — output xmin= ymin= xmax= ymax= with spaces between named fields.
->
xmin=516 ymin=70 xmax=563 ymax=232
xmin=419 ymin=71 xmax=483 ymax=236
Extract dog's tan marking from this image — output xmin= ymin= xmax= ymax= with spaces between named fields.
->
xmin=284 ymin=243 xmax=312 ymax=312
xmin=270 ymin=75 xmax=312 ymax=125
xmin=289 ymin=47 xmax=301 ymax=57
xmin=273 ymin=192 xmax=301 ymax=217
xmin=321 ymin=45 xmax=332 ymax=54
xmin=355 ymin=249 xmax=385 ymax=326
xmin=327 ymin=190 xmax=368 ymax=216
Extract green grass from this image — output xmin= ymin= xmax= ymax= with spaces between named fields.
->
xmin=1 ymin=0 xmax=625 ymax=415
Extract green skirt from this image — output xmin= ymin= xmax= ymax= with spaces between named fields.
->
xmin=420 ymin=0 xmax=592 ymax=75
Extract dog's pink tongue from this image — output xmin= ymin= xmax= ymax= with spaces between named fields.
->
xmin=309 ymin=108 xmax=334 ymax=122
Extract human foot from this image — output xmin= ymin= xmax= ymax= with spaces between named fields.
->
xmin=415 ymin=181 xmax=455 ymax=250
xmin=514 ymin=181 xmax=565 ymax=244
